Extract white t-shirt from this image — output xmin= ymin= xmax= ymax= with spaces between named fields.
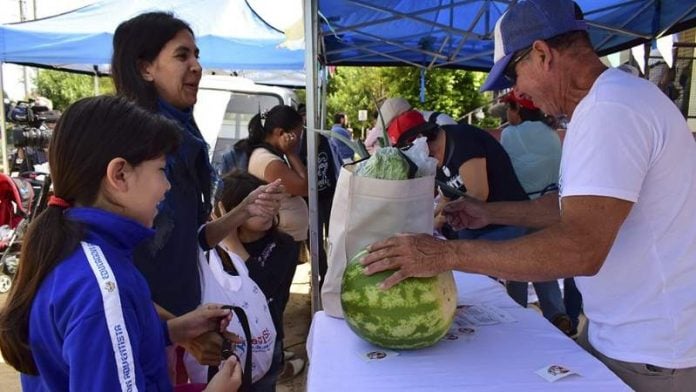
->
xmin=560 ymin=68 xmax=696 ymax=368
xmin=500 ymin=121 xmax=561 ymax=198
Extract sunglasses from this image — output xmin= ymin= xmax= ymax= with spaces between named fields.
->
xmin=503 ymin=46 xmax=533 ymax=84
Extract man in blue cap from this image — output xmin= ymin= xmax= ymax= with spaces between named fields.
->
xmin=360 ymin=1 xmax=696 ymax=390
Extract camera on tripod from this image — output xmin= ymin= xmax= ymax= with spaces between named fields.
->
xmin=8 ymin=100 xmax=58 ymax=149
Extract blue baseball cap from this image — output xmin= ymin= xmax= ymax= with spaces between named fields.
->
xmin=480 ymin=0 xmax=587 ymax=92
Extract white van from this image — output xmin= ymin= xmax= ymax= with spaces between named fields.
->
xmin=193 ymin=75 xmax=298 ymax=171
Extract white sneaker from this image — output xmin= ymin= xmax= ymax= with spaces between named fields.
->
xmin=278 ymin=358 xmax=305 ymax=383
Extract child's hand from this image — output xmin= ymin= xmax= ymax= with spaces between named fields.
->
xmin=205 ymin=356 xmax=242 ymax=392
xmin=180 ymin=330 xmax=242 ymax=366
xmin=181 ymin=331 xmax=224 ymax=365
xmin=236 ymin=179 xmax=286 ymax=221
xmin=167 ymin=304 xmax=231 ymax=346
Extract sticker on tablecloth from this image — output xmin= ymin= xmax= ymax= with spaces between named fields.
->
xmin=441 ymin=325 xmax=477 ymax=342
xmin=455 ymin=304 xmax=516 ymax=326
xmin=357 ymin=349 xmax=400 ymax=362
xmin=535 ymin=365 xmax=578 ymax=382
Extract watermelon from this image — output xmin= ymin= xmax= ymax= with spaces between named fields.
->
xmin=341 ymin=248 xmax=457 ymax=349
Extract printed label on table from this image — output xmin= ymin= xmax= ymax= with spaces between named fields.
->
xmin=441 ymin=325 xmax=477 ymax=342
xmin=455 ymin=304 xmax=516 ymax=326
xmin=357 ymin=349 xmax=400 ymax=362
xmin=535 ymin=364 xmax=578 ymax=382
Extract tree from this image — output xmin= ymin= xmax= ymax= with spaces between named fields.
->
xmin=326 ymin=66 xmax=496 ymax=134
xmin=325 ymin=67 xmax=390 ymax=133
xmin=35 ymin=70 xmax=114 ymax=111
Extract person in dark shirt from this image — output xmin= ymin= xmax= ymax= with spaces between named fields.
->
xmin=387 ymin=110 xmax=528 ymax=234
xmin=214 ymin=171 xmax=305 ymax=388
xmin=387 ymin=110 xmax=569 ymax=325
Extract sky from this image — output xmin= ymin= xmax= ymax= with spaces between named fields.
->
xmin=1 ymin=0 xmax=93 ymax=100
xmin=0 ymin=0 xmax=92 ymax=23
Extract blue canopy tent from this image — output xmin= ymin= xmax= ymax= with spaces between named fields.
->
xmin=301 ymin=0 xmax=696 ymax=311
xmin=0 ymin=0 xmax=304 ymax=73
xmin=0 ymin=0 xmax=305 ymax=173
xmin=316 ymin=0 xmax=696 ymax=70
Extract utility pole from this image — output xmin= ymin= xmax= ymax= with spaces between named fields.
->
xmin=19 ymin=0 xmax=30 ymax=99
xmin=32 ymin=0 xmax=38 ymax=86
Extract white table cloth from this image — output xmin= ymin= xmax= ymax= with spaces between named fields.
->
xmin=307 ymin=272 xmax=629 ymax=391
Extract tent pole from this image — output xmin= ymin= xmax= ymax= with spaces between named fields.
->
xmin=0 ymin=63 xmax=9 ymax=174
xmin=304 ymin=0 xmax=322 ymax=313
xmin=320 ymin=68 xmax=328 ymax=133
xmin=644 ymin=42 xmax=651 ymax=80
xmin=93 ymin=65 xmax=100 ymax=95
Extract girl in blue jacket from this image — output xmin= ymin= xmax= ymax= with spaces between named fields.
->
xmin=0 ymin=96 xmax=241 ymax=391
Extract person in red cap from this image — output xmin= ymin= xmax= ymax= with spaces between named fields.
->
xmin=362 ymin=0 xmax=696 ymax=389
xmin=390 ymin=108 xmax=571 ymax=334
xmin=388 ymin=109 xmax=528 ymax=206
xmin=388 ymin=109 xmax=530 ymax=243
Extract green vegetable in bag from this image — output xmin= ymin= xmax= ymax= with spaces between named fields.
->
xmin=355 ymin=147 xmax=409 ymax=180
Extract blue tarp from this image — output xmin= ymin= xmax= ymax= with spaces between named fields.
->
xmin=318 ymin=0 xmax=696 ymax=70
xmin=0 ymin=0 xmax=305 ymax=73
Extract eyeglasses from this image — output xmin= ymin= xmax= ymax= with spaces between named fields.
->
xmin=395 ymin=124 xmax=439 ymax=148
xmin=503 ymin=47 xmax=533 ymax=84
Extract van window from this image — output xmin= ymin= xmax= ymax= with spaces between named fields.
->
xmin=213 ymin=92 xmax=282 ymax=169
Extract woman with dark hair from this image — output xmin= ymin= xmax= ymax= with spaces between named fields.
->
xmin=111 ymin=12 xmax=285 ymax=380
xmin=0 ymin=95 xmax=241 ymax=391
xmin=245 ymin=106 xmax=307 ymax=382
xmin=247 ymin=105 xmax=307 ymax=245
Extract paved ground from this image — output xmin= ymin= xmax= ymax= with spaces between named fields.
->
xmin=0 ymin=263 xmax=312 ymax=392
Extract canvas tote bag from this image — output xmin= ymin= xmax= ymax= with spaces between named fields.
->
xmin=321 ymin=163 xmax=435 ymax=318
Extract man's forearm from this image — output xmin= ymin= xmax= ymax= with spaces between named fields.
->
xmin=449 ymin=222 xmax=597 ymax=282
xmin=487 ymin=193 xmax=560 ymax=229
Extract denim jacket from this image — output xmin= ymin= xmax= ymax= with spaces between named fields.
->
xmin=133 ymin=99 xmax=214 ymax=316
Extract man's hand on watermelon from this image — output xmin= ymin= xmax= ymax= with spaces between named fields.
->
xmin=361 ymin=233 xmax=456 ymax=289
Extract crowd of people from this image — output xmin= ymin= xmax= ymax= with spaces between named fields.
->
xmin=0 ymin=0 xmax=695 ymax=391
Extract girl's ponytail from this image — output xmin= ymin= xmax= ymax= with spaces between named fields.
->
xmin=0 ymin=204 xmax=82 ymax=374
xmin=247 ymin=113 xmax=266 ymax=152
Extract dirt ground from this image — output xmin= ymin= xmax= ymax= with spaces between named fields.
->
xmin=0 ymin=263 xmax=312 ymax=392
